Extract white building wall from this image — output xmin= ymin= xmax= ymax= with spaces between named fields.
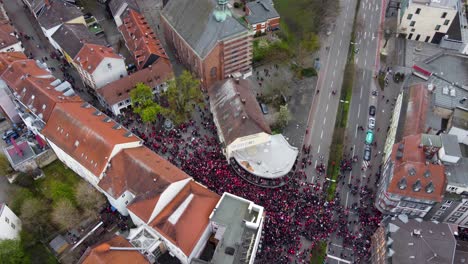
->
xmin=105 ymin=190 xmax=135 ymax=216
xmin=42 ymin=25 xmax=62 ymax=50
xmin=449 ymin=126 xmax=468 ymax=145
xmin=0 ymin=204 xmax=21 ymax=240
xmin=113 ymin=4 xmax=127 ymax=27
xmin=93 ymin=57 xmax=127 ymax=89
xmin=399 ymin=3 xmax=457 ymax=42
xmin=438 ymin=146 xmax=461 ymax=163
xmin=0 ymin=42 xmax=24 ymax=53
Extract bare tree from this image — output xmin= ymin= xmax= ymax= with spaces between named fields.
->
xmin=51 ymin=200 xmax=80 ymax=230
xmin=75 ymin=181 xmax=106 ymax=212
xmin=20 ymin=198 xmax=48 ymax=230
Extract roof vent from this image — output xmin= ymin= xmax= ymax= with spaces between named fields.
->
xmin=241 ymin=98 xmax=246 ymax=103
xmin=396 ymin=151 xmax=403 ymax=159
xmin=398 ymin=143 xmax=404 ymax=151
xmin=398 ymin=178 xmax=407 ymax=190
xmin=411 ymin=229 xmax=421 ymax=237
xmin=413 ymin=179 xmax=422 ymax=192
xmin=93 ymin=110 xmax=102 ymax=116
xmin=103 ymin=117 xmax=112 ymax=123
xmin=124 ymin=131 xmax=133 ymax=137
xmin=242 ymin=115 xmax=247 ymax=120
xmin=112 ymin=123 xmax=122 ymax=130
xmin=81 ymin=102 xmax=91 ymax=108
xmin=426 ymin=182 xmax=435 ymax=193
xmin=408 ymin=167 xmax=416 ymax=176
xmin=424 ymin=170 xmax=431 ymax=178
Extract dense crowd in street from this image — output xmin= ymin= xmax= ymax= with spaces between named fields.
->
xmin=111 ymin=102 xmax=382 ymax=263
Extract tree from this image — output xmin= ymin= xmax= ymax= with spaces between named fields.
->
xmin=0 ymin=154 xmax=12 ymax=176
xmin=130 ymin=83 xmax=163 ymax=123
xmin=164 ymin=70 xmax=203 ymax=124
xmin=276 ymin=105 xmax=291 ymax=129
xmin=301 ymin=32 xmax=320 ymax=52
xmin=75 ymin=181 xmax=106 ymax=213
xmin=0 ymin=239 xmax=29 ymax=264
xmin=20 ymin=197 xmax=48 ymax=232
xmin=51 ymin=199 xmax=80 ymax=230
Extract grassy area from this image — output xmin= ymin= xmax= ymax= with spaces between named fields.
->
xmin=325 ymin=0 xmax=361 ymax=200
xmin=310 ymin=241 xmax=327 ymax=264
xmin=252 ymin=39 xmax=290 ymax=64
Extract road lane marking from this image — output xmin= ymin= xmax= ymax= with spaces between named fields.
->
xmin=363 ymin=71 xmax=365 ymax=78
xmin=363 ymin=13 xmax=366 ymax=20
xmin=355 ymin=125 xmax=358 ymax=138
xmin=340 ymin=40 xmax=342 ymax=47
xmin=357 ymin=104 xmax=361 ymax=118
xmin=366 ymin=49 xmax=368 ymax=57
xmin=345 ymin=192 xmax=350 ymax=208
xmin=360 ymin=86 xmax=363 ymax=99
xmin=337 ymin=49 xmax=340 ymax=56
xmin=331 ymin=80 xmax=334 ymax=87
xmin=364 ymin=59 xmax=367 ymax=67
xmin=356 ymin=57 xmax=359 ymax=64
xmin=318 ymin=145 xmax=321 ymax=153
xmin=326 ymin=104 xmax=329 ymax=112
xmin=329 ymin=92 xmax=331 ymax=99
xmin=335 ymin=60 xmax=338 ymax=67
xmin=315 ymin=160 xmax=318 ymax=167
xmin=333 ymin=69 xmax=336 ymax=76
xmin=321 ymin=130 xmax=323 ymax=139
xmin=352 ymin=144 xmax=355 ymax=157
xmin=323 ymin=117 xmax=327 ymax=125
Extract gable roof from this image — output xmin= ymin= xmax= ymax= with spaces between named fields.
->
xmin=79 ymin=235 xmax=149 ymax=264
xmin=245 ymin=0 xmax=280 ymax=25
xmin=0 ymin=21 xmax=21 ymax=50
xmin=208 ymin=78 xmax=271 ymax=146
xmin=37 ymin=0 xmax=83 ymax=30
xmin=23 ymin=0 xmax=46 ymax=15
xmin=109 ymin=0 xmax=139 ymax=17
xmin=402 ymin=84 xmax=429 ymax=138
xmin=99 ymin=147 xmax=189 ymax=199
xmin=387 ymin=134 xmax=446 ymax=202
xmin=52 ymin=23 xmax=107 ymax=59
xmin=161 ymin=0 xmax=248 ymax=58
xmin=97 ymin=58 xmax=173 ymax=106
xmin=75 ymin=43 xmax=122 ymax=74
xmin=119 ymin=9 xmax=168 ymax=69
xmin=149 ymin=181 xmax=220 ymax=256
xmin=0 ymin=52 xmax=27 ymax=74
xmin=42 ymin=102 xmax=141 ymax=177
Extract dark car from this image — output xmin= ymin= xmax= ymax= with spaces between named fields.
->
xmin=259 ymin=103 xmax=269 ymax=115
xmin=2 ymin=130 xmax=19 ymax=143
xmin=369 ymin=105 xmax=376 ymax=116
xmin=364 ymin=145 xmax=372 ymax=161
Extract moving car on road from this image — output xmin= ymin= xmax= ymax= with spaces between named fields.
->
xmin=368 ymin=117 xmax=376 ymax=129
xmin=369 ymin=105 xmax=376 ymax=116
xmin=365 ymin=130 xmax=374 ymax=145
xmin=364 ymin=145 xmax=372 ymax=161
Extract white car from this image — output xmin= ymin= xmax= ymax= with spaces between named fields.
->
xmin=368 ymin=117 xmax=376 ymax=129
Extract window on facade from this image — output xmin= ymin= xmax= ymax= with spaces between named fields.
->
xmin=107 ymin=63 xmax=112 ymax=69
xmin=210 ymin=67 xmax=217 ymax=78
xmin=118 ymin=102 xmax=123 ymax=106
xmin=458 ymin=206 xmax=468 ymax=212
xmin=445 ymin=200 xmax=453 ymax=205
xmin=408 ymin=203 xmax=416 ymax=208
xmin=448 ymin=217 xmax=457 ymax=223
xmin=410 ymin=21 xmax=416 ymax=27
xmin=125 ymin=201 xmax=129 ymax=205
xmin=444 ymin=19 xmax=450 ymax=26
xmin=11 ymin=223 xmax=15 ymax=229
xmin=419 ymin=205 xmax=427 ymax=210
xmin=431 ymin=216 xmax=439 ymax=221
xmin=441 ymin=206 xmax=448 ymax=210
xmin=435 ymin=25 xmax=441 ymax=31
xmin=454 ymin=212 xmax=463 ymax=217
xmin=415 ymin=8 xmax=421 ymax=14
xmin=5 ymin=217 xmax=9 ymax=223
xmin=441 ymin=12 xmax=447 ymax=18
xmin=435 ymin=211 xmax=443 ymax=216
xmin=407 ymin=14 xmax=413 ymax=20
xmin=400 ymin=202 xmax=408 ymax=207
xmin=122 ymin=193 xmax=125 ymax=198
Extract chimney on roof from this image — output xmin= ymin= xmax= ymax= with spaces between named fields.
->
xmin=241 ymin=98 xmax=246 ymax=103
xmin=426 ymin=182 xmax=435 ymax=193
xmin=242 ymin=115 xmax=247 ymax=120
xmin=411 ymin=229 xmax=422 ymax=237
xmin=235 ymin=78 xmax=240 ymax=84
xmin=413 ymin=179 xmax=422 ymax=192
xmin=398 ymin=178 xmax=407 ymax=190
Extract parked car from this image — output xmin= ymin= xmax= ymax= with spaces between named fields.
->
xmin=0 ymin=115 xmax=6 ymax=123
xmin=368 ymin=117 xmax=376 ymax=129
xmin=364 ymin=145 xmax=372 ymax=161
xmin=259 ymin=103 xmax=269 ymax=115
xmin=365 ymin=130 xmax=374 ymax=145
xmin=369 ymin=105 xmax=376 ymax=116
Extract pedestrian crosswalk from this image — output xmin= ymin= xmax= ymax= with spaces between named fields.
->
xmin=362 ymin=160 xmax=370 ymax=171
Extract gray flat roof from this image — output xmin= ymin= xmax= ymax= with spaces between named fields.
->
xmin=210 ymin=194 xmax=260 ymax=264
xmin=232 ymin=134 xmax=298 ymax=178
xmin=162 ymin=0 xmax=249 ymax=58
xmin=3 ymin=140 xmax=36 ymax=166
xmin=385 ymin=215 xmax=456 ymax=263
xmin=446 ymin=157 xmax=468 ymax=186
xmin=245 ymin=0 xmax=279 ymax=25
xmin=452 ymin=107 xmax=468 ymax=130
xmin=441 ymin=134 xmax=462 ymax=157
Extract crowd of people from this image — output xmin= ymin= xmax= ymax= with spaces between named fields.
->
xmin=113 ymin=100 xmax=382 ymax=263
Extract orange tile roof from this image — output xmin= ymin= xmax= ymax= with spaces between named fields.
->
xmin=42 ymin=102 xmax=141 ymax=177
xmin=387 ymin=134 xmax=446 ymax=202
xmin=75 ymin=43 xmax=122 ymax=74
xmin=119 ymin=9 xmax=168 ymax=70
xmin=403 ymin=84 xmax=429 ymax=137
xmin=1 ymin=59 xmax=82 ymax=122
xmin=0 ymin=22 xmax=21 ymax=51
xmin=97 ymin=58 xmax=173 ymax=106
xmin=149 ymin=181 xmax=220 ymax=256
xmin=79 ymin=235 xmax=149 ymax=264
xmin=0 ymin=52 xmax=28 ymax=75
xmin=99 ymin=147 xmax=189 ymax=200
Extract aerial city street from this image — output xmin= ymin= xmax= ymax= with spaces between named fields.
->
xmin=0 ymin=0 xmax=467 ymax=263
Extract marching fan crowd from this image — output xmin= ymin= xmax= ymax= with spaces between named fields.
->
xmin=111 ymin=102 xmax=382 ymax=264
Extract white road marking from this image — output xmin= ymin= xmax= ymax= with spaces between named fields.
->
xmin=335 ymin=60 xmax=338 ymax=67
xmin=329 ymin=92 xmax=331 ymax=99
xmin=364 ymin=59 xmax=367 ymax=67
xmin=366 ymin=49 xmax=368 ymax=57
xmin=352 ymin=144 xmax=355 ymax=157
xmin=354 ymin=125 xmax=358 ymax=138
xmin=363 ymin=13 xmax=366 ymax=20
xmin=345 ymin=192 xmax=350 ymax=208
xmin=315 ymin=160 xmax=318 ymax=167
xmin=321 ymin=130 xmax=324 ymax=139
xmin=364 ymin=32 xmax=366 ymax=39
xmin=331 ymin=80 xmax=334 ymax=87
xmin=318 ymin=145 xmax=321 ymax=153
xmin=356 ymin=57 xmax=359 ymax=64
xmin=357 ymin=104 xmax=361 ymax=118
xmin=333 ymin=69 xmax=336 ymax=76
xmin=340 ymin=40 xmax=342 ymax=47
xmin=323 ymin=117 xmax=327 ymax=125
xmin=326 ymin=104 xmax=329 ymax=112
xmin=363 ymin=71 xmax=365 ymax=78
xmin=360 ymin=86 xmax=363 ymax=99
xmin=338 ymin=49 xmax=340 ymax=56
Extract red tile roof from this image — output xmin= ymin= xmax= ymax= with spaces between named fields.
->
xmin=75 ymin=43 xmax=122 ymax=74
xmin=149 ymin=181 xmax=220 ymax=256
xmin=97 ymin=58 xmax=173 ymax=106
xmin=79 ymin=235 xmax=149 ymax=264
xmin=387 ymin=134 xmax=446 ymax=202
xmin=0 ymin=21 xmax=21 ymax=51
xmin=119 ymin=9 xmax=168 ymax=70
xmin=0 ymin=52 xmax=28 ymax=74
xmin=99 ymin=147 xmax=189 ymax=200
xmin=403 ymin=84 xmax=429 ymax=137
xmin=1 ymin=58 xmax=82 ymax=122
xmin=42 ymin=102 xmax=141 ymax=177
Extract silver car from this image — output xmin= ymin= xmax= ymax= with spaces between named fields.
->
xmin=368 ymin=117 xmax=376 ymax=129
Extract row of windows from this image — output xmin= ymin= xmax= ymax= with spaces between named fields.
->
xmin=4 ymin=217 xmax=16 ymax=229
xmin=409 ymin=9 xmax=447 ymax=18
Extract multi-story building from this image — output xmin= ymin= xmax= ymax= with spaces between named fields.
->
xmin=370 ymin=214 xmax=457 ymax=263
xmin=161 ymin=0 xmax=254 ymax=89
xmin=0 ymin=6 xmax=24 ymax=53
xmin=208 ymin=78 xmax=298 ymax=187
xmin=375 ymin=133 xmax=447 ymax=217
xmin=97 ymin=58 xmax=173 ymax=116
xmin=119 ymin=8 xmax=169 ymax=70
xmin=245 ymin=0 xmax=280 ymax=35
xmin=398 ymin=0 xmax=459 ymax=43
xmin=0 ymin=203 xmax=21 ymax=240
xmin=73 ymin=43 xmax=127 ymax=89
xmin=108 ymin=0 xmax=139 ymax=28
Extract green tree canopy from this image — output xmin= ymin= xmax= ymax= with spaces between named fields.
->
xmin=129 ymin=83 xmax=164 ymax=123
xmin=51 ymin=199 xmax=80 ymax=230
xmin=0 ymin=239 xmax=29 ymax=264
xmin=276 ymin=104 xmax=291 ymax=129
xmin=164 ymin=70 xmax=203 ymax=124
xmin=20 ymin=197 xmax=49 ymax=234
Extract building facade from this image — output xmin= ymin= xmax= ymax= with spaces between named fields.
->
xmin=245 ymin=0 xmax=280 ymax=34
xmin=0 ymin=204 xmax=21 ymax=240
